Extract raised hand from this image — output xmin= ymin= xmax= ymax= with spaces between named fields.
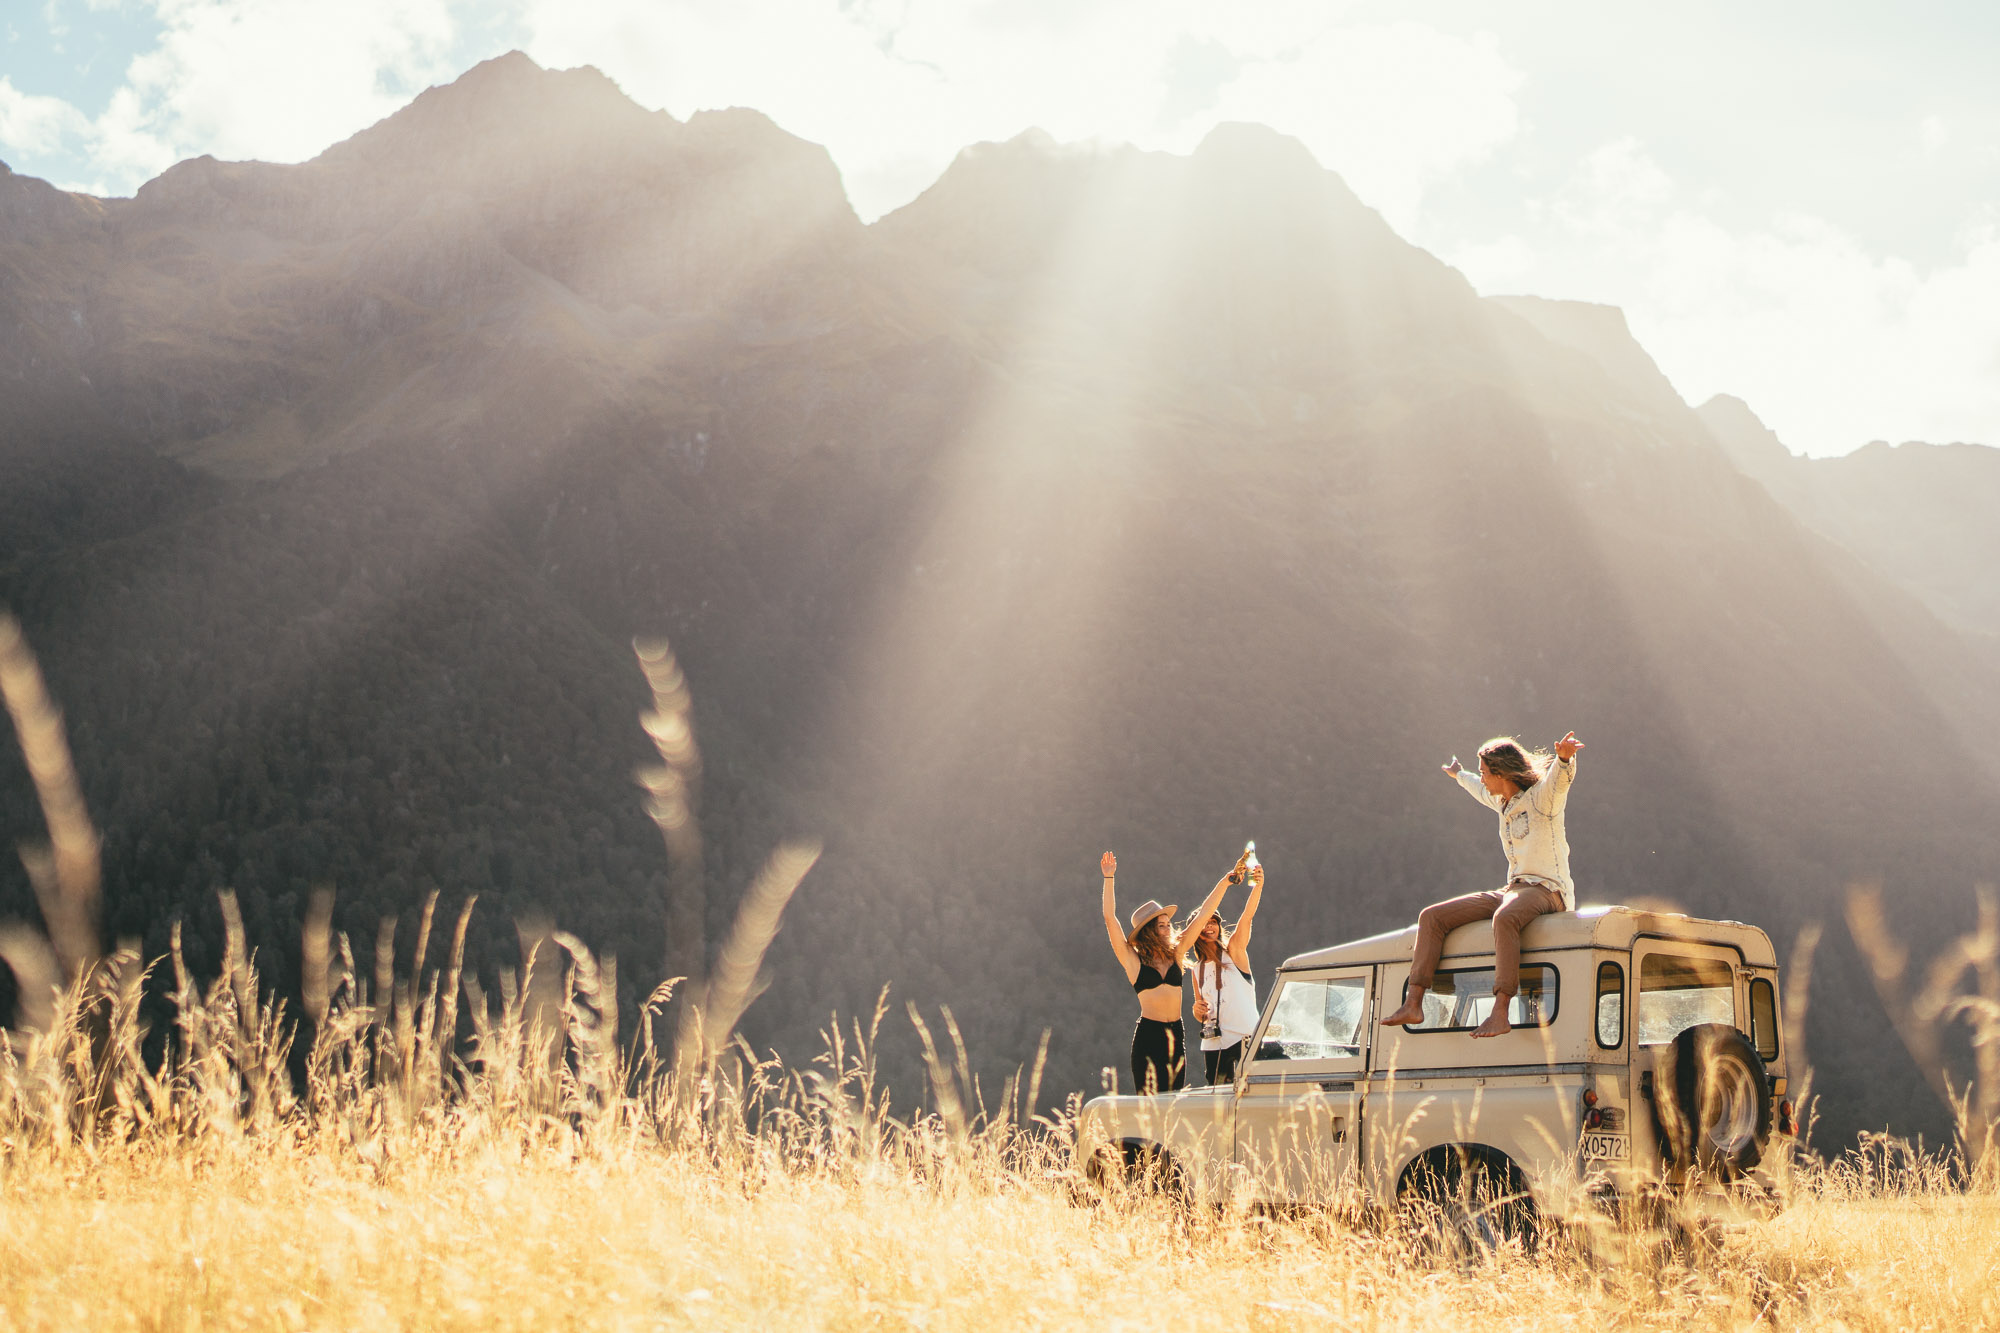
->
xmin=1248 ymin=864 xmax=1265 ymax=889
xmin=1555 ymin=732 xmax=1584 ymax=762
xmin=1100 ymin=851 xmax=1117 ymax=878
xmin=1442 ymin=755 xmax=1463 ymax=776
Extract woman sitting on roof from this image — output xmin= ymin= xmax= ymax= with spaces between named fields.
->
xmin=1380 ymin=732 xmax=1583 ymax=1038
xmin=1100 ymin=849 xmax=1239 ymax=1094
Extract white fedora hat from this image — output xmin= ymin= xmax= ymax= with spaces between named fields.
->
xmin=1126 ymin=900 xmax=1177 ymax=946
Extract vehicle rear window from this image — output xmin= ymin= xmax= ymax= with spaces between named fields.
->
xmin=1637 ymin=954 xmax=1734 ymax=1045
xmin=1255 ymin=976 xmax=1367 ymax=1061
xmin=1402 ymin=963 xmax=1557 ymax=1032
xmin=1595 ymin=960 xmax=1625 ymax=1048
xmin=1749 ymin=976 xmax=1779 ymax=1060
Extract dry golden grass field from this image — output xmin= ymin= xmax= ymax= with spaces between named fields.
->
xmin=5 ymin=622 xmax=1999 ymax=1331
xmin=2 ymin=1071 xmax=1998 ymax=1332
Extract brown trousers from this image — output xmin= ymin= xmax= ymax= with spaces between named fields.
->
xmin=1409 ymin=881 xmax=1565 ymax=996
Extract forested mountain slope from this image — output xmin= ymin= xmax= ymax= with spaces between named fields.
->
xmin=2 ymin=54 xmax=1993 ymax=1146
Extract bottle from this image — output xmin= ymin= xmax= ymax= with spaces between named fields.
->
xmin=1243 ymin=840 xmax=1259 ymax=876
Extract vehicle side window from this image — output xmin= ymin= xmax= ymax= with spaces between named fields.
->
xmin=1637 ymin=954 xmax=1735 ymax=1045
xmin=1403 ymin=964 xmax=1557 ymax=1032
xmin=1255 ymin=976 xmax=1366 ymax=1061
xmin=1595 ymin=960 xmax=1624 ymax=1048
xmin=1749 ymin=977 xmax=1779 ymax=1060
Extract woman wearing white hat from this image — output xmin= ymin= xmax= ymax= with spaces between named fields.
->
xmin=1099 ymin=849 xmax=1239 ymax=1095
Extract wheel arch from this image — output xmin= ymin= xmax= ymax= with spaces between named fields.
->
xmin=1394 ymin=1141 xmax=1530 ymax=1199
xmin=1084 ymin=1136 xmax=1182 ymax=1186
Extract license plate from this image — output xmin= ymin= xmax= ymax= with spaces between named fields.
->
xmin=1581 ymin=1132 xmax=1628 ymax=1160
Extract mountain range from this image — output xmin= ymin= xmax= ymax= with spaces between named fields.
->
xmin=3 ymin=52 xmax=1996 ymax=1147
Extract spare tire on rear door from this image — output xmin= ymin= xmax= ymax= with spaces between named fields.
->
xmin=1651 ymin=1022 xmax=1774 ymax=1180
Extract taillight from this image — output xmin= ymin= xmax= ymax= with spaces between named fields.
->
xmin=1778 ymin=1099 xmax=1795 ymax=1135
xmin=1584 ymin=1108 xmax=1605 ymax=1130
xmin=1582 ymin=1089 xmax=1599 ymax=1107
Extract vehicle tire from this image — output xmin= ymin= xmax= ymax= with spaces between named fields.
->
xmin=1087 ymin=1140 xmax=1184 ymax=1197
xmin=1398 ymin=1147 xmax=1537 ymax=1259
xmin=1651 ymin=1023 xmax=1773 ymax=1180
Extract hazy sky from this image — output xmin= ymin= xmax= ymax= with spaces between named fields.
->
xmin=3 ymin=0 xmax=1997 ymax=456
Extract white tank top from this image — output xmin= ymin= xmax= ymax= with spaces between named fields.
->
xmin=1194 ymin=953 xmax=1259 ymax=1050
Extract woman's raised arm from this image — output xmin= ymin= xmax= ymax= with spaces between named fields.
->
xmin=1101 ymin=851 xmax=1140 ymax=979
xmin=1177 ymin=866 xmax=1236 ymax=961
xmin=1533 ymin=732 xmax=1583 ymax=814
xmin=1228 ymin=864 xmax=1264 ymax=971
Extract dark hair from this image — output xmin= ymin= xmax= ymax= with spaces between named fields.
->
xmin=1191 ymin=919 xmax=1237 ymax=1033
xmin=1189 ymin=916 xmax=1233 ymax=964
xmin=1477 ymin=737 xmax=1550 ymax=793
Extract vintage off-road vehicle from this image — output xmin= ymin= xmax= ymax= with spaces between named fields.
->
xmin=1076 ymin=906 xmax=1798 ymax=1225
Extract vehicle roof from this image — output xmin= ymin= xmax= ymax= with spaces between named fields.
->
xmin=1280 ymin=904 xmax=1779 ymax=970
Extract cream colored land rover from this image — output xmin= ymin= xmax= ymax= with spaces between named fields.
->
xmin=1076 ymin=906 xmax=1798 ymax=1229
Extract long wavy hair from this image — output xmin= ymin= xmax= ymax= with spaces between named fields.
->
xmin=1132 ymin=914 xmax=1178 ymax=967
xmin=1477 ymin=736 xmax=1551 ymax=794
xmin=1188 ymin=917 xmax=1234 ymax=967
xmin=1190 ymin=916 xmax=1237 ymax=1031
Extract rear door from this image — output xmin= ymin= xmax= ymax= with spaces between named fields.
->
xmin=1233 ymin=967 xmax=1370 ymax=1202
xmin=1631 ymin=940 xmax=1742 ymax=1170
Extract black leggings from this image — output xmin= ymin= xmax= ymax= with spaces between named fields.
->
xmin=1130 ymin=1017 xmax=1185 ymax=1095
xmin=1203 ymin=1040 xmax=1244 ymax=1085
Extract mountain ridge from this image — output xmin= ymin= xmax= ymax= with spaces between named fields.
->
xmin=1699 ymin=394 xmax=2000 ymax=640
xmin=2 ymin=54 xmax=1995 ymax=1149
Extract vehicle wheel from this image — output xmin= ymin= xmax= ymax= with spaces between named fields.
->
xmin=1398 ymin=1147 xmax=1537 ymax=1260
xmin=1087 ymin=1140 xmax=1183 ymax=1196
xmin=1651 ymin=1023 xmax=1773 ymax=1180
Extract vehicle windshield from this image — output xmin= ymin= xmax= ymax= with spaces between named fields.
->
xmin=1637 ymin=953 xmax=1735 ymax=1045
xmin=1255 ymin=976 xmax=1366 ymax=1061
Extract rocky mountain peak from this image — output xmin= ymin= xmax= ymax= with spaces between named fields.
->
xmin=1697 ymin=392 xmax=1796 ymax=481
xmin=1189 ymin=120 xmax=1361 ymax=209
xmin=874 ymin=116 xmax=1452 ymax=357
xmin=0 ymin=157 xmax=109 ymax=240
xmin=107 ymin=49 xmax=860 ymax=318
xmin=314 ymin=51 xmax=663 ymax=177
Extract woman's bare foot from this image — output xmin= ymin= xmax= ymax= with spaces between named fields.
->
xmin=1472 ymin=1005 xmax=1513 ymax=1038
xmin=1380 ymin=997 xmax=1427 ymax=1027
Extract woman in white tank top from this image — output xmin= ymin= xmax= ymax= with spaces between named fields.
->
xmin=1190 ymin=859 xmax=1265 ymax=1084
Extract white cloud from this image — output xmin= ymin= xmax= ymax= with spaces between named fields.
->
xmin=1196 ymin=20 xmax=1520 ymax=231
xmin=88 ymin=0 xmax=464 ymax=182
xmin=511 ymin=0 xmax=1522 ymax=225
xmin=1446 ymin=141 xmax=2000 ymax=453
xmin=3 ymin=0 xmax=478 ymax=193
xmin=27 ymin=1 xmax=1524 ymax=230
xmin=1921 ymin=114 xmax=1948 ymax=157
xmin=1553 ymin=137 xmax=1673 ymax=234
xmin=0 ymin=76 xmax=90 ymax=157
